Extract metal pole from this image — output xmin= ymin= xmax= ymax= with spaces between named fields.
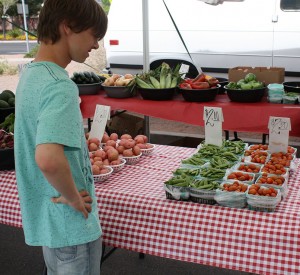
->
xmin=21 ymin=0 xmax=29 ymax=53
xmin=2 ymin=16 xmax=7 ymax=39
xmin=142 ymin=0 xmax=151 ymax=140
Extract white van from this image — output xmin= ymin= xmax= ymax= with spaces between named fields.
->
xmin=104 ymin=0 xmax=300 ymax=77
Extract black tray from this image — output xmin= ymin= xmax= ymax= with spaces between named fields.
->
xmin=138 ymin=87 xmax=176 ymax=101
xmin=179 ymin=85 xmax=219 ymax=102
xmin=225 ymin=86 xmax=266 ymax=103
xmin=0 ymin=107 xmax=15 ymax=124
xmin=0 ymin=148 xmax=15 ymax=170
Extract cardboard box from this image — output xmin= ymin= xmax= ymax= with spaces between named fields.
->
xmin=106 ymin=112 xmax=144 ymax=137
xmin=228 ymin=67 xmax=285 ymax=85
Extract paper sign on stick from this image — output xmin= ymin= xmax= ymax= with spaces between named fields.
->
xmin=268 ymin=116 xmax=291 ymax=153
xmin=89 ymin=105 xmax=111 ymax=141
xmin=179 ymin=64 xmax=190 ymax=79
xmin=203 ymin=106 xmax=223 ymax=147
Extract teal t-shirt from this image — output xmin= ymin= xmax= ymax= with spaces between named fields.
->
xmin=14 ymin=62 xmax=101 ymax=248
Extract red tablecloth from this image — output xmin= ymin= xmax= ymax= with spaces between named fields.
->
xmin=1 ymin=145 xmax=300 ymax=275
xmin=80 ymin=93 xmax=300 ymax=137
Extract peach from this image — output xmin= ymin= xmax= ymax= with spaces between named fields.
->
xmin=123 ymin=139 xmax=136 ymax=149
xmin=106 ymin=140 xmax=117 ymax=148
xmin=107 ymin=148 xmax=119 ymax=161
xmin=94 ymin=161 xmax=104 ymax=169
xmin=117 ymin=145 xmax=125 ymax=154
xmin=100 ymin=168 xmax=110 ymax=174
xmin=123 ymin=149 xmax=134 ymax=157
xmin=121 ymin=134 xmax=132 ymax=139
xmin=110 ymin=133 xmax=118 ymax=141
xmin=103 ymin=145 xmax=115 ymax=152
xmin=88 ymin=142 xmax=98 ymax=152
xmin=132 ymin=145 xmax=141 ymax=156
xmin=103 ymin=159 xmax=110 ymax=166
xmin=92 ymin=164 xmax=100 ymax=175
xmin=136 ymin=143 xmax=147 ymax=149
xmin=134 ymin=136 xmax=144 ymax=144
xmin=101 ymin=133 xmax=110 ymax=143
xmin=89 ymin=137 xmax=100 ymax=146
xmin=110 ymin=159 xmax=121 ymax=165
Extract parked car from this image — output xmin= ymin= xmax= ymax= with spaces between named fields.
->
xmin=105 ymin=0 xmax=300 ymax=77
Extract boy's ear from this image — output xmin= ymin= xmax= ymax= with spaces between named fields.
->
xmin=61 ymin=21 xmax=71 ymax=35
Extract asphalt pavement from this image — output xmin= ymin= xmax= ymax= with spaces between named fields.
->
xmin=0 ymin=223 xmax=256 ymax=275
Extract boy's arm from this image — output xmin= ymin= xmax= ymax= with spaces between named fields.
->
xmin=35 ymin=143 xmax=91 ymax=219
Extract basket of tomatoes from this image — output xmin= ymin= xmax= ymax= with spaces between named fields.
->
xmin=214 ymin=181 xmax=249 ymax=209
xmin=255 ymin=173 xmax=288 ymax=199
xmin=246 ymin=184 xmax=281 ymax=212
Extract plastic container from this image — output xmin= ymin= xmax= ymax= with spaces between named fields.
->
xmin=121 ymin=153 xmax=142 ymax=165
xmin=164 ymin=184 xmax=190 ymax=201
xmin=214 ymin=182 xmax=249 ymax=208
xmin=282 ymin=95 xmax=298 ymax=104
xmin=93 ymin=166 xmax=113 ymax=183
xmin=268 ymin=96 xmax=282 ymax=104
xmin=189 ymin=187 xmax=217 ymax=205
xmin=246 ymin=187 xmax=281 ymax=212
xmin=267 ymin=83 xmax=284 ymax=97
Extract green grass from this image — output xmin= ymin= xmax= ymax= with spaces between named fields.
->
xmin=0 ymin=61 xmax=18 ymax=75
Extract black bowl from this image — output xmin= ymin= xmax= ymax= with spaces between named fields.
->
xmin=216 ymin=77 xmax=228 ymax=94
xmin=225 ymin=86 xmax=266 ymax=103
xmin=179 ymin=84 xmax=220 ymax=102
xmin=77 ymin=82 xmax=103 ymax=95
xmin=283 ymin=82 xmax=300 ymax=93
xmin=0 ymin=148 xmax=14 ymax=170
xmin=102 ymin=85 xmax=135 ymax=98
xmin=137 ymin=87 xmax=176 ymax=101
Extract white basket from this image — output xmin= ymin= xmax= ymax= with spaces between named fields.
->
xmin=122 ymin=153 xmax=142 ymax=165
xmin=140 ymin=144 xmax=156 ymax=155
xmin=93 ymin=166 xmax=113 ymax=183
xmin=109 ymin=158 xmax=126 ymax=172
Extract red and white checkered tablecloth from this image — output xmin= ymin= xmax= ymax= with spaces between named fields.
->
xmin=1 ymin=144 xmax=300 ymax=275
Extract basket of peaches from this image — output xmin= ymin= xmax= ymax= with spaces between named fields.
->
xmin=102 ymin=132 xmax=155 ymax=164
xmin=86 ymin=134 xmax=126 ymax=174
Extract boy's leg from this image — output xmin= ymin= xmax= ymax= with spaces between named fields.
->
xmin=42 ymin=237 xmax=102 ymax=275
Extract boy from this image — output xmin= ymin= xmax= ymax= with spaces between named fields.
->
xmin=14 ymin=0 xmax=108 ymax=274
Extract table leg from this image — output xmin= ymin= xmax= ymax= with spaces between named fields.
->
xmin=144 ymin=116 xmax=150 ymax=142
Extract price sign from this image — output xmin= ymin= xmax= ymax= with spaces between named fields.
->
xmin=89 ymin=105 xmax=111 ymax=141
xmin=268 ymin=116 xmax=291 ymax=153
xmin=179 ymin=64 xmax=190 ymax=79
xmin=203 ymin=106 xmax=223 ymax=146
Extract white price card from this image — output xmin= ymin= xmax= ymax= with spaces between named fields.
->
xmin=203 ymin=106 xmax=224 ymax=147
xmin=179 ymin=64 xmax=190 ymax=79
xmin=268 ymin=116 xmax=291 ymax=153
xmin=89 ymin=105 xmax=111 ymax=141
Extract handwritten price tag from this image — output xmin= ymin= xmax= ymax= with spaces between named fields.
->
xmin=203 ymin=106 xmax=223 ymax=146
xmin=268 ymin=117 xmax=291 ymax=153
xmin=179 ymin=64 xmax=190 ymax=79
xmin=89 ymin=105 xmax=111 ymax=141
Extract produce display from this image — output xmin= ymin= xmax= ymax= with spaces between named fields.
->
xmin=0 ymin=90 xmax=15 ymax=108
xmin=86 ymin=132 xmax=153 ymax=177
xmin=70 ymin=71 xmax=106 ymax=84
xmin=178 ymin=73 xmax=219 ymax=90
xmin=0 ymin=129 xmax=14 ymax=149
xmin=135 ymin=62 xmax=182 ymax=89
xmin=164 ymin=138 xmax=295 ymax=212
xmin=226 ymin=73 xmax=264 ymax=90
xmin=102 ymin=74 xmax=134 ymax=87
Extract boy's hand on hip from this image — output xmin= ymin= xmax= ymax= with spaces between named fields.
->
xmin=51 ymin=190 xmax=93 ymax=219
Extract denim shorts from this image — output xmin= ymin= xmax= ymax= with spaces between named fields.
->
xmin=42 ymin=237 xmax=102 ymax=275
